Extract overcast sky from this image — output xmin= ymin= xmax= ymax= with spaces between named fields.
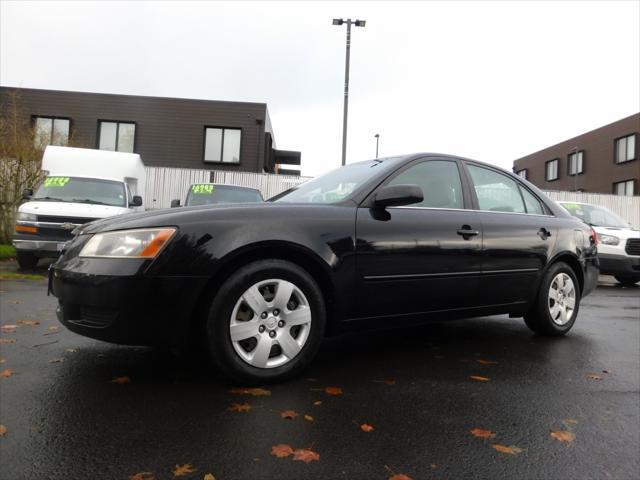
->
xmin=1 ymin=0 xmax=639 ymax=176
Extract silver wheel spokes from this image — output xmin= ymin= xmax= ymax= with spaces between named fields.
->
xmin=230 ymin=279 xmax=312 ymax=369
xmin=548 ymin=273 xmax=576 ymax=326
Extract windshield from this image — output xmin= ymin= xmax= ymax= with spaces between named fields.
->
xmin=33 ymin=176 xmax=126 ymax=207
xmin=185 ymin=184 xmax=263 ymax=206
xmin=271 ymin=160 xmax=394 ymax=203
xmin=560 ymin=202 xmax=630 ymax=228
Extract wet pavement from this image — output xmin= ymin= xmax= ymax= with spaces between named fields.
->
xmin=0 ymin=269 xmax=639 ymax=480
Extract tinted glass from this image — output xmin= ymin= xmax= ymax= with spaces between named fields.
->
xmin=186 ymin=185 xmax=263 ymax=206
xmin=519 ymin=186 xmax=545 ymax=215
xmin=34 ymin=117 xmax=52 ymax=147
xmin=467 ymin=164 xmax=526 ymax=213
xmin=204 ymin=128 xmax=222 ymax=162
xmin=33 ymin=176 xmax=126 ymax=207
xmin=117 ymin=123 xmax=135 ymax=153
xmin=52 ymin=119 xmax=69 ymax=146
xmin=223 ymin=129 xmax=241 ymax=163
xmin=387 ymin=160 xmax=463 ymax=209
xmin=99 ymin=122 xmax=117 ymax=151
xmin=561 ymin=202 xmax=629 ymax=228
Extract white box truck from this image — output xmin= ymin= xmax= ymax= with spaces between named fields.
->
xmin=13 ymin=146 xmax=146 ymax=268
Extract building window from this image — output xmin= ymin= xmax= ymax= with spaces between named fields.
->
xmin=516 ymin=169 xmax=528 ymax=180
xmin=568 ymin=150 xmax=584 ymax=175
xmin=613 ymin=179 xmax=635 ymax=196
xmin=545 ymin=159 xmax=559 ymax=181
xmin=33 ymin=116 xmax=70 ymax=147
xmin=615 ymin=134 xmax=636 ymax=164
xmin=204 ymin=127 xmax=241 ymax=163
xmin=98 ymin=121 xmax=136 ymax=153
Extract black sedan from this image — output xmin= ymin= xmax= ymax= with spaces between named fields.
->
xmin=51 ymin=154 xmax=599 ymax=383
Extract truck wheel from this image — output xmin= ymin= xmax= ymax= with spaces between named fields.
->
xmin=206 ymin=259 xmax=326 ymax=384
xmin=614 ymin=276 xmax=640 ymax=287
xmin=524 ymin=262 xmax=580 ymax=336
xmin=16 ymin=252 xmax=38 ymax=269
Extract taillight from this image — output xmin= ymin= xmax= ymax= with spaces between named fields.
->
xmin=590 ymin=227 xmax=598 ymax=246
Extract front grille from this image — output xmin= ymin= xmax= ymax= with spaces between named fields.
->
xmin=76 ymin=306 xmax=118 ymax=328
xmin=625 ymin=238 xmax=640 ymax=256
xmin=37 ymin=215 xmax=98 ymax=225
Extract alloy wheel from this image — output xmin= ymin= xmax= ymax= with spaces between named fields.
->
xmin=548 ymin=272 xmax=576 ymax=326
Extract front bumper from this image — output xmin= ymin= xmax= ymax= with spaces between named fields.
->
xmin=598 ymin=253 xmax=640 ymax=277
xmin=51 ymin=257 xmax=209 ymax=347
xmin=13 ymin=238 xmax=67 ymax=257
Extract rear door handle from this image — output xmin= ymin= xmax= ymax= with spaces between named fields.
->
xmin=457 ymin=225 xmax=479 ymax=239
xmin=538 ymin=227 xmax=552 ymax=240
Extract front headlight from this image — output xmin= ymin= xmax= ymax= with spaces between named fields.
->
xmin=598 ymin=234 xmax=620 ymax=246
xmin=79 ymin=228 xmax=177 ymax=258
xmin=16 ymin=212 xmax=37 ymax=222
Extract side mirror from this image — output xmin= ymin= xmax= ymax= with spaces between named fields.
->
xmin=374 ymin=184 xmax=423 ymax=207
xmin=130 ymin=195 xmax=143 ymax=207
xmin=22 ymin=188 xmax=33 ymax=200
xmin=170 ymin=199 xmax=181 ymax=208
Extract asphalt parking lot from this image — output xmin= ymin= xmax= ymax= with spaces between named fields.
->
xmin=0 ymin=266 xmax=638 ymax=480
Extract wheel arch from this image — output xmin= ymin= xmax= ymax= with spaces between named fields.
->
xmin=545 ymin=252 xmax=585 ymax=295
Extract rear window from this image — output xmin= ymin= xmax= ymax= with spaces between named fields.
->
xmin=185 ymin=184 xmax=263 ymax=206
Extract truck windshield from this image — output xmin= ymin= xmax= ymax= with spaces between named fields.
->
xmin=185 ymin=185 xmax=263 ymax=206
xmin=560 ymin=202 xmax=630 ymax=228
xmin=33 ymin=177 xmax=127 ymax=207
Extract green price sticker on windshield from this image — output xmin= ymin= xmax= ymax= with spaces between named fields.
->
xmin=191 ymin=184 xmax=214 ymax=194
xmin=44 ymin=177 xmax=70 ymax=187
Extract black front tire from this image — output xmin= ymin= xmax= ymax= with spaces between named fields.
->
xmin=206 ymin=259 xmax=326 ymax=384
xmin=614 ymin=276 xmax=640 ymax=287
xmin=524 ymin=262 xmax=581 ymax=336
xmin=16 ymin=252 xmax=38 ymax=269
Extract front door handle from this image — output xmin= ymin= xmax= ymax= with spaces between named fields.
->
xmin=538 ymin=227 xmax=552 ymax=240
xmin=457 ymin=225 xmax=479 ymax=240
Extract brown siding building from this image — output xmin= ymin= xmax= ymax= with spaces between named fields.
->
xmin=513 ymin=113 xmax=639 ymax=196
xmin=0 ymin=86 xmax=301 ymax=175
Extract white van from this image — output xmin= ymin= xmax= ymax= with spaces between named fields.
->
xmin=13 ymin=146 xmax=146 ymax=268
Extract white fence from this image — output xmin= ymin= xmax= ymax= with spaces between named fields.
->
xmin=143 ymin=165 xmax=639 ymax=227
xmin=543 ymin=190 xmax=640 ymax=228
xmin=145 ymin=166 xmax=309 ymax=209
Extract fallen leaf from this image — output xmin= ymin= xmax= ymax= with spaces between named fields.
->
xmin=129 ymin=473 xmax=155 ymax=480
xmin=389 ymin=475 xmax=413 ymax=480
xmin=564 ymin=419 xmax=578 ymax=425
xmin=431 ymin=464 xmax=438 ymax=469
xmin=292 ymin=448 xmax=320 ymax=463
xmin=587 ymin=373 xmax=604 ymax=380
xmin=0 ymin=325 xmax=17 ymax=332
xmin=324 ymin=386 xmax=343 ymax=395
xmin=306 ymin=377 xmax=318 ymax=382
xmin=280 ymin=410 xmax=299 ymax=420
xmin=313 ymin=401 xmax=322 ymax=406
xmin=65 ymin=348 xmax=78 ymax=353
xmin=0 ymin=368 xmax=13 ymax=378
xmin=271 ymin=444 xmax=294 ymax=458
xmin=361 ymin=423 xmax=375 ymax=432
xmin=111 ymin=376 xmax=131 ymax=384
xmin=16 ymin=320 xmax=39 ymax=326
xmin=304 ymin=414 xmax=314 ymax=422
xmin=550 ymin=430 xmax=576 ymax=443
xmin=173 ymin=464 xmax=196 ymax=477
xmin=491 ymin=444 xmax=523 ymax=455
xmin=228 ymin=403 xmax=252 ymax=413
xmin=0 ymin=359 xmax=4 ymax=364
xmin=470 ymin=376 xmax=490 ymax=382
xmin=470 ymin=428 xmax=496 ymax=439
xmin=48 ymin=326 xmax=60 ymax=331
xmin=7 ymin=300 xmax=23 ymax=304
xmin=602 ymin=369 xmax=613 ymax=374
xmin=203 ymin=474 xmax=216 ymax=480
xmin=476 ymin=359 xmax=499 ymax=365
xmin=0 ymin=339 xmax=16 ymax=344
xmin=49 ymin=358 xmax=64 ymax=364
xmin=229 ymin=387 xmax=271 ymax=396
xmin=384 ymin=379 xmax=396 ymax=385
xmin=0 ymin=425 xmax=6 ymax=436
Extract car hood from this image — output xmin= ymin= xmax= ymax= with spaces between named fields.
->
xmin=593 ymin=225 xmax=640 ymax=241
xmin=76 ymin=202 xmax=341 ymax=234
xmin=19 ymin=201 xmax=129 ymax=219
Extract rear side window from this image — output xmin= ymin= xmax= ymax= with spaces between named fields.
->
xmin=467 ymin=164 xmax=525 ymax=214
xmin=519 ymin=186 xmax=545 ymax=215
xmin=387 ymin=160 xmax=464 ymax=209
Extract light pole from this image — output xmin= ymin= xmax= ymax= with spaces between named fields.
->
xmin=333 ymin=18 xmax=366 ymax=166
xmin=374 ymin=133 xmax=379 ymax=158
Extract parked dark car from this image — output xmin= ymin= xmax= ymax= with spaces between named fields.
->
xmin=50 ymin=154 xmax=599 ymax=383
xmin=170 ymin=183 xmax=263 ymax=208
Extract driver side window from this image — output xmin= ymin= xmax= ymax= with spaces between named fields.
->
xmin=387 ymin=160 xmax=464 ymax=209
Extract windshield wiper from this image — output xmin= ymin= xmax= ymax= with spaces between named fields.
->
xmin=32 ymin=196 xmax=64 ymax=202
xmin=71 ymin=198 xmax=110 ymax=205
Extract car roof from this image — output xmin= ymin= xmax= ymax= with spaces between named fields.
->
xmin=189 ymin=183 xmax=261 ymax=192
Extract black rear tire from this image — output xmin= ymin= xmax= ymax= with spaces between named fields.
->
xmin=16 ymin=252 xmax=38 ymax=269
xmin=524 ymin=262 xmax=581 ymax=336
xmin=205 ymin=259 xmax=326 ymax=384
xmin=614 ymin=276 xmax=639 ymax=287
